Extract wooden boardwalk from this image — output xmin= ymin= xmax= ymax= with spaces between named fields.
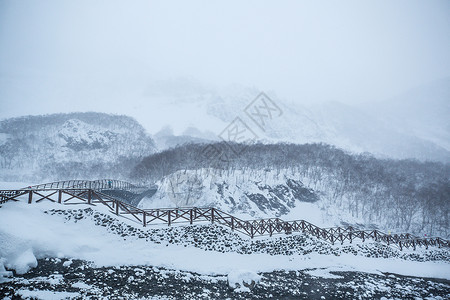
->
xmin=0 ymin=180 xmax=448 ymax=251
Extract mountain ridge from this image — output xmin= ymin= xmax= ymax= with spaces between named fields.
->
xmin=0 ymin=112 xmax=156 ymax=181
xmin=139 ymin=79 xmax=450 ymax=162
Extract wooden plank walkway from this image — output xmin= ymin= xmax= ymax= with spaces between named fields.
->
xmin=0 ymin=184 xmax=448 ymax=251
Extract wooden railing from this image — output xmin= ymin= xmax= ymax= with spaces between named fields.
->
xmin=23 ymin=179 xmax=153 ymax=194
xmin=0 ymin=187 xmax=448 ymax=251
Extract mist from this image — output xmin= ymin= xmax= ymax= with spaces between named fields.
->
xmin=1 ymin=0 xmax=450 ymax=133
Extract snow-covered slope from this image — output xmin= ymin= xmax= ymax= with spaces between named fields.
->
xmin=143 ymin=79 xmax=450 ymax=162
xmin=139 ymin=169 xmax=325 ymax=223
xmin=1 ymin=201 xmax=449 ymax=298
xmin=137 ymin=166 xmax=449 ymax=238
xmin=1 ymin=202 xmax=449 ymax=279
xmin=0 ymin=112 xmax=155 ymax=181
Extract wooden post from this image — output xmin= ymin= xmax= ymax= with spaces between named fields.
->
xmin=28 ymin=190 xmax=33 ymax=204
xmin=168 ymin=210 xmax=171 ymax=226
xmin=58 ymin=190 xmax=62 ymax=204
xmin=250 ymin=225 xmax=254 ymax=238
xmin=143 ymin=212 xmax=146 ymax=227
xmin=231 ymin=217 xmax=234 ymax=231
xmin=399 ymin=241 xmax=402 ymax=251
xmin=190 ymin=209 xmax=193 ymax=225
xmin=211 ymin=208 xmax=215 ymax=224
xmin=115 ymin=200 xmax=119 ymax=215
xmin=88 ymin=189 xmax=92 ymax=204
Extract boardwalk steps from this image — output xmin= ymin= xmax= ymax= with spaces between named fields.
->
xmin=0 ymin=180 xmax=448 ymax=251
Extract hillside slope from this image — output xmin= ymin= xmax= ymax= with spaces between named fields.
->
xmin=0 ymin=112 xmax=155 ymax=181
xmin=135 ymin=143 xmax=450 ymax=238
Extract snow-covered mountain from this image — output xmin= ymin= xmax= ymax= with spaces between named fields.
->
xmin=152 ymin=125 xmax=216 ymax=150
xmin=2 ymin=77 xmax=447 ymax=163
xmin=362 ymin=78 xmax=450 ymax=153
xmin=0 ymin=112 xmax=156 ymax=181
xmin=143 ymin=78 xmax=450 ymax=162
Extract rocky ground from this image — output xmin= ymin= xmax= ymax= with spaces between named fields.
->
xmin=1 ymin=257 xmax=449 ymax=299
xmin=1 ymin=208 xmax=449 ymax=299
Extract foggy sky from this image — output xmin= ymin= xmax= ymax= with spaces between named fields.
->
xmin=1 ymin=0 xmax=449 ymax=124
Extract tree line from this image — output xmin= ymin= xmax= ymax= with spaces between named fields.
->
xmin=132 ymin=142 xmax=450 ymax=237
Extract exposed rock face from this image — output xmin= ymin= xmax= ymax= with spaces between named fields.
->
xmin=139 ymin=169 xmax=323 ymax=220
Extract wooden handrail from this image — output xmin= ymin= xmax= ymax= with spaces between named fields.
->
xmin=0 ymin=187 xmax=448 ymax=250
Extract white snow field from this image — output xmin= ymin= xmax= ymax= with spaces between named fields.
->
xmin=0 ymin=200 xmax=449 ymax=284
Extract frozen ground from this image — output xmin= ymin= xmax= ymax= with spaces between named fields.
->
xmin=2 ymin=258 xmax=450 ymax=299
xmin=0 ymin=201 xmax=449 ymax=299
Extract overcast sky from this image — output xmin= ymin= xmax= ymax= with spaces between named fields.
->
xmin=1 ymin=0 xmax=449 ymax=121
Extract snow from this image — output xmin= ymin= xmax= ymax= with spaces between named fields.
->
xmin=62 ymin=260 xmax=72 ymax=267
xmin=0 ymin=257 xmax=13 ymax=283
xmin=305 ymin=268 xmax=344 ymax=279
xmin=0 ymin=201 xmax=449 ymax=281
xmin=71 ymin=281 xmax=92 ymax=289
xmin=0 ymin=113 xmax=155 ymax=182
xmin=0 ymin=225 xmax=39 ymax=275
xmin=8 ymin=248 xmax=37 ymax=275
xmin=227 ymin=270 xmax=261 ymax=292
xmin=17 ymin=289 xmax=79 ymax=300
xmin=0 ymin=133 xmax=9 ymax=146
xmin=139 ymin=168 xmax=368 ymax=228
xmin=138 ymin=167 xmax=450 ymax=238
xmin=0 ymin=181 xmax=37 ymax=190
xmin=49 ymin=274 xmax=64 ymax=285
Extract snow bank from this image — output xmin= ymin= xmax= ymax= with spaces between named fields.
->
xmin=227 ymin=270 xmax=261 ymax=292
xmin=0 ymin=258 xmax=13 ymax=283
xmin=0 ymin=230 xmax=37 ymax=274
xmin=8 ymin=248 xmax=37 ymax=275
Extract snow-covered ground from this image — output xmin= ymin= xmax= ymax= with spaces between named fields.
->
xmin=0 ymin=200 xmax=449 ymax=298
xmin=1 ymin=201 xmax=449 ymax=281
